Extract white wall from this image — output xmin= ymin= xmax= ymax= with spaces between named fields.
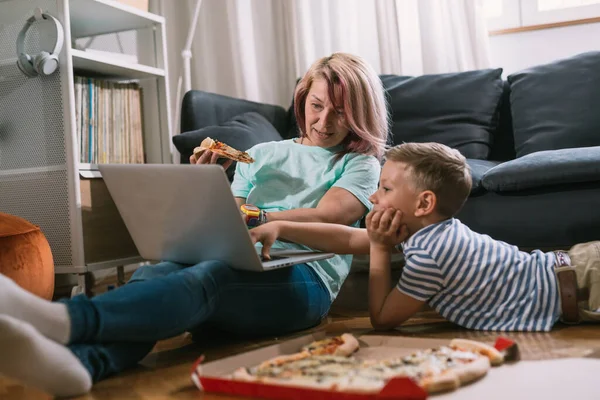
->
xmin=488 ymin=22 xmax=600 ymax=76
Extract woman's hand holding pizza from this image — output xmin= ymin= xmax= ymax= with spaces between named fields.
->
xmin=189 ymin=148 xmax=234 ymax=171
xmin=366 ymin=208 xmax=408 ymax=251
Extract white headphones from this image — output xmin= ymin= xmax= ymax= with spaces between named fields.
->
xmin=16 ymin=11 xmax=64 ymax=77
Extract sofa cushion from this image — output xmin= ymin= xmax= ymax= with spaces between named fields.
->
xmin=180 ymin=90 xmax=290 ymax=137
xmin=381 ymin=69 xmax=504 ymax=160
xmin=467 ymin=159 xmax=501 ymax=194
xmin=482 ymin=146 xmax=600 ymax=192
xmin=508 ymin=51 xmax=600 ymax=158
xmin=172 ymin=112 xmax=283 ymax=180
xmin=457 ymin=181 xmax=600 ymax=249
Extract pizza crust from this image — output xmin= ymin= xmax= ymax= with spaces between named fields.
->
xmin=301 ymin=333 xmax=360 ymax=356
xmin=231 ymin=367 xmax=258 ymax=382
xmin=336 ymin=333 xmax=360 ymax=357
xmin=450 ymin=339 xmax=504 ymax=366
xmin=449 ymin=355 xmax=491 ymax=386
xmin=420 ymin=370 xmax=460 ymax=394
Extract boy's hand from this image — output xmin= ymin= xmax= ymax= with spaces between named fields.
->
xmin=249 ymin=222 xmax=281 ymax=260
xmin=366 ymin=208 xmax=408 ymax=250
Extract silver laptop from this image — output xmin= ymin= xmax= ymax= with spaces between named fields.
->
xmin=98 ymin=164 xmax=335 ymax=271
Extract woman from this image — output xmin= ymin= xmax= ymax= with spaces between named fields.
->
xmin=0 ymin=52 xmax=388 ymax=397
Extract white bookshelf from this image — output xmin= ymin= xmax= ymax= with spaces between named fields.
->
xmin=69 ymin=0 xmax=162 ymax=38
xmin=71 ymin=49 xmax=165 ymax=79
xmin=0 ymin=0 xmax=173 ymax=296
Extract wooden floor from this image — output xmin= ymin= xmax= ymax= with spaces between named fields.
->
xmin=3 ymin=272 xmax=600 ymax=399
xmin=1 ymin=305 xmax=599 ymax=400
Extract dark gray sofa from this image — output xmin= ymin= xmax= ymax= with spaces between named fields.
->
xmin=175 ymin=51 xmax=600 ymax=253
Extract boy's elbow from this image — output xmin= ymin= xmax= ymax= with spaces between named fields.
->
xmin=369 ymin=316 xmax=397 ymax=331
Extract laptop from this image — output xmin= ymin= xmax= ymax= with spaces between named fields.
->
xmin=98 ymin=164 xmax=335 ymax=271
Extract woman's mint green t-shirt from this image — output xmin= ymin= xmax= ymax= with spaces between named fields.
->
xmin=230 ymin=139 xmax=380 ymax=300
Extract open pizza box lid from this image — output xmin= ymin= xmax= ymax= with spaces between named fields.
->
xmin=190 ymin=332 xmax=516 ymax=400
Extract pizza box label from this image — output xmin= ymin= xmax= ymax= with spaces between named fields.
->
xmin=191 ymin=333 xmax=515 ymax=400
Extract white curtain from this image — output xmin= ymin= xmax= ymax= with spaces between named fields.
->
xmin=152 ymin=0 xmax=491 ymax=130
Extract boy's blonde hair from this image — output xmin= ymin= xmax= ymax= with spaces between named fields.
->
xmin=294 ymin=52 xmax=388 ymax=160
xmin=385 ymin=143 xmax=472 ymax=218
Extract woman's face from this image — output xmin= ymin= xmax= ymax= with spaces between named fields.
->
xmin=302 ymin=78 xmax=350 ymax=148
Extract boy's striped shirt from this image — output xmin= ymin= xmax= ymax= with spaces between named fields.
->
xmin=397 ymin=218 xmax=561 ymax=331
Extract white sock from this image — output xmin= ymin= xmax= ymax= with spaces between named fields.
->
xmin=0 ymin=274 xmax=70 ymax=344
xmin=0 ymin=315 xmax=92 ymax=397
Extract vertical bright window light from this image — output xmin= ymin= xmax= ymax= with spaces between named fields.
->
xmin=483 ymin=0 xmax=522 ymax=30
xmin=522 ymin=0 xmax=600 ymax=25
xmin=538 ymin=0 xmax=600 ymax=11
xmin=484 ymin=0 xmax=505 ymax=17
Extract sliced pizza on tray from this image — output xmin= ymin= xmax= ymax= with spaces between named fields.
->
xmin=193 ymin=137 xmax=255 ymax=164
xmin=228 ymin=333 xmax=506 ymax=395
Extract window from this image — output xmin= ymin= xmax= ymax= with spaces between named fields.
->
xmin=484 ymin=0 xmax=521 ymax=30
xmin=538 ymin=0 xmax=600 ymax=11
xmin=484 ymin=0 xmax=600 ymax=32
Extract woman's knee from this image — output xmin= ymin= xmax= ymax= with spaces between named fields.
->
xmin=176 ymin=260 xmax=235 ymax=291
xmin=128 ymin=262 xmax=187 ymax=283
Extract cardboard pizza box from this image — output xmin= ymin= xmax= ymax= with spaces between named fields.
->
xmin=191 ymin=332 xmax=514 ymax=400
xmin=434 ymin=358 xmax=600 ymax=400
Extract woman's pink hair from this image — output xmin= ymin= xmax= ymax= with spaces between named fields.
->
xmin=293 ymin=53 xmax=388 ymax=160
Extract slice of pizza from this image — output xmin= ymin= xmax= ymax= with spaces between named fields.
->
xmin=232 ymin=355 xmax=367 ymax=390
xmin=193 ymin=137 xmax=255 ymax=164
xmin=230 ymin=334 xmax=361 ymax=389
xmin=449 ymin=339 xmax=504 ymax=366
xmin=379 ymin=344 xmax=492 ymax=394
xmin=301 ymin=333 xmax=360 ymax=356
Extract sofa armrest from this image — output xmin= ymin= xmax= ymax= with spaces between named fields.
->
xmin=467 ymin=159 xmax=502 ymax=194
xmin=482 ymin=146 xmax=600 ymax=192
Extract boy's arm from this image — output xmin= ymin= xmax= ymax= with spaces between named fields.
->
xmin=365 ymin=209 xmax=426 ymax=330
xmin=369 ymin=246 xmax=425 ymax=330
xmin=250 ymin=221 xmax=371 ymax=256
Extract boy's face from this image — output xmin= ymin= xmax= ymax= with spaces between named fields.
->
xmin=369 ymin=161 xmax=419 ymax=221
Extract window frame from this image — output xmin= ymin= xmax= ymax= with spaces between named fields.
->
xmin=521 ymin=0 xmax=600 ymax=25
xmin=485 ymin=0 xmax=600 ymax=33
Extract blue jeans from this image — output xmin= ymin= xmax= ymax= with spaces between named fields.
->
xmin=62 ymin=260 xmax=331 ymax=382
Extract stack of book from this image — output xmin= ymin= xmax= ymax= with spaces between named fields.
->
xmin=74 ymin=76 xmax=144 ymax=164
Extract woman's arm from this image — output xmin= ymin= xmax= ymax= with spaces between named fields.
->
xmin=250 ymin=221 xmax=371 ymax=256
xmin=266 ymin=187 xmax=366 ymax=226
xmin=235 ymin=197 xmax=246 ymax=209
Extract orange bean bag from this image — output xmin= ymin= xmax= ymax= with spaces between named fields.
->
xmin=0 ymin=212 xmax=54 ymax=300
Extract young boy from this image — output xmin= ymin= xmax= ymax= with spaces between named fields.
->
xmin=251 ymin=142 xmax=600 ymax=332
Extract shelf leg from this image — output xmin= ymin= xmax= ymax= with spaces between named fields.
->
xmin=70 ymin=273 xmax=95 ymax=298
xmin=116 ymin=265 xmax=126 ymax=287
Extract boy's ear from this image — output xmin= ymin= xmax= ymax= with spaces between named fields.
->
xmin=414 ymin=190 xmax=436 ymax=217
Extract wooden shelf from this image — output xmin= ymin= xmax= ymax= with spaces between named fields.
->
xmin=79 ymin=163 xmax=99 ymax=170
xmin=79 ymin=163 xmax=102 ymax=178
xmin=69 ymin=0 xmax=163 ymax=38
xmin=71 ymin=48 xmax=164 ymax=79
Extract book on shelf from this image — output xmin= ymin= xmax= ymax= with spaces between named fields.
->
xmin=74 ymin=76 xmax=144 ymax=165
